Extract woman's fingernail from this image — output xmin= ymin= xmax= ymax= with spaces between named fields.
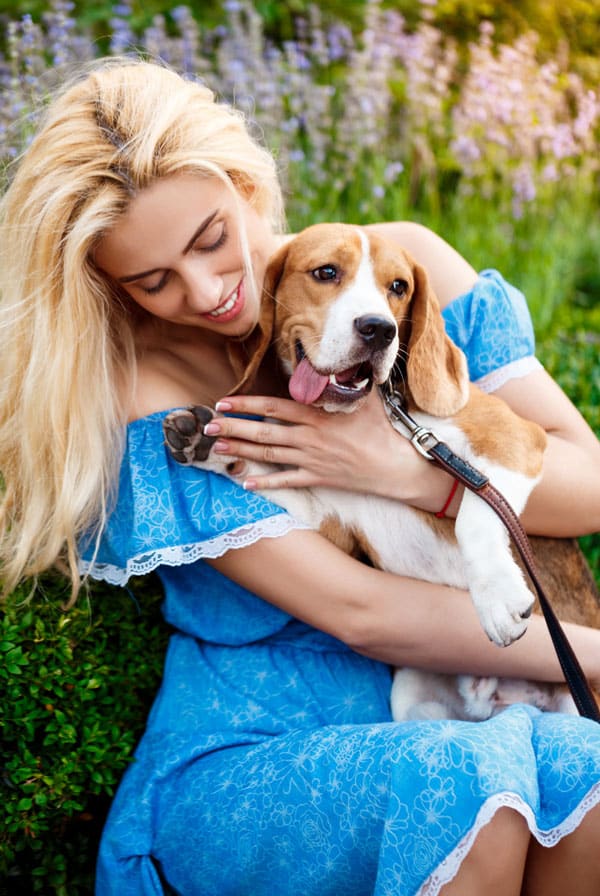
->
xmin=213 ymin=439 xmax=230 ymax=453
xmin=203 ymin=422 xmax=220 ymax=435
xmin=242 ymin=479 xmax=257 ymax=490
xmin=215 ymin=399 xmax=233 ymax=411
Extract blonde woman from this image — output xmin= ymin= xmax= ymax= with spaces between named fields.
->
xmin=2 ymin=58 xmax=600 ymax=896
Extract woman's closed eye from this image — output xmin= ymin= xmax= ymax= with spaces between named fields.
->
xmin=195 ymin=221 xmax=227 ymax=253
xmin=137 ymin=223 xmax=229 ymax=294
xmin=141 ymin=272 xmax=170 ymax=295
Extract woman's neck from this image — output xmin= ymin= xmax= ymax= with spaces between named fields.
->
xmin=128 ymin=319 xmax=280 ymax=422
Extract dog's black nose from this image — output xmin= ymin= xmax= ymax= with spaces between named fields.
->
xmin=354 ymin=315 xmax=396 ymax=350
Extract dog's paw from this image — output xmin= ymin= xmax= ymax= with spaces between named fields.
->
xmin=163 ymin=405 xmax=218 ymax=466
xmin=457 ymin=675 xmax=498 ymax=720
xmin=472 ymin=576 xmax=534 ymax=647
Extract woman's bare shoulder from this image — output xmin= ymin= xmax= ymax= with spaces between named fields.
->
xmin=126 ymin=353 xmax=197 ymax=422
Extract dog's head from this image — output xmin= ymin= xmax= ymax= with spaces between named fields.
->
xmin=229 ymin=223 xmax=469 ymax=416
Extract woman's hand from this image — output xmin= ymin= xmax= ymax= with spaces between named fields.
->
xmin=207 ymin=389 xmax=458 ymax=511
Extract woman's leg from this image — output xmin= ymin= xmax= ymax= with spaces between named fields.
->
xmin=440 ymin=808 xmax=530 ymax=896
xmin=523 ymin=803 xmax=600 ymax=895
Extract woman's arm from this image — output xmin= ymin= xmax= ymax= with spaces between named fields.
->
xmin=210 ymin=390 xmax=454 ymax=510
xmin=208 ymin=526 xmax=600 ymax=686
xmin=495 ymin=367 xmax=600 ymax=535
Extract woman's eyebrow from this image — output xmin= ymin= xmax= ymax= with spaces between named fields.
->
xmin=118 ymin=211 xmax=220 ymax=283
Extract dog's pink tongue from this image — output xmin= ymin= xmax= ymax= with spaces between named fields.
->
xmin=289 ymin=357 xmax=329 ymax=404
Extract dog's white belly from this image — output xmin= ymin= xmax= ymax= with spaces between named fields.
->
xmin=244 ymin=474 xmax=569 ymax=724
xmin=313 ymin=488 xmax=467 ymax=587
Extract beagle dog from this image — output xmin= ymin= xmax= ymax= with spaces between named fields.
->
xmin=164 ymin=223 xmax=600 ymax=721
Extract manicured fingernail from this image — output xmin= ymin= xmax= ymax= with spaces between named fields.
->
xmin=242 ymin=479 xmax=257 ymax=490
xmin=215 ymin=400 xmax=233 ymax=411
xmin=213 ymin=440 xmax=229 ymax=453
xmin=203 ymin=422 xmax=220 ymax=435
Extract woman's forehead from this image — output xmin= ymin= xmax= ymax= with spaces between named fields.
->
xmin=94 ymin=175 xmax=234 ymax=273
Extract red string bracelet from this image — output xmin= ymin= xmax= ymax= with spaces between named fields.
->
xmin=435 ymin=479 xmax=459 ymax=519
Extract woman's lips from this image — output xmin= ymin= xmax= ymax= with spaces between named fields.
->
xmin=204 ymin=279 xmax=245 ymax=323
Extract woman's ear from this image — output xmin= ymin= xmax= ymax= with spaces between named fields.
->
xmin=406 ymin=261 xmax=470 ymax=417
xmin=227 ymin=242 xmax=290 ymax=394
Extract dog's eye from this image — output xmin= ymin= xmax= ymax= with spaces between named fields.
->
xmin=312 ymin=265 xmax=338 ymax=282
xmin=389 ymin=279 xmax=408 ymax=297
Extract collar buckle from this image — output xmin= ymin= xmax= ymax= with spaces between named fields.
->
xmin=380 ymin=382 xmax=440 ymax=460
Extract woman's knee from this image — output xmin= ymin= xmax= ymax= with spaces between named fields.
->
xmin=479 ymin=807 xmax=530 ymax=867
xmin=523 ymin=802 xmax=600 ymax=896
xmin=441 ymin=808 xmax=530 ymax=896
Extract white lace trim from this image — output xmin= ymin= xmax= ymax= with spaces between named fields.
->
xmin=79 ymin=514 xmax=311 ymax=586
xmin=474 ymin=356 xmax=542 ymax=393
xmin=418 ymin=781 xmax=600 ymax=895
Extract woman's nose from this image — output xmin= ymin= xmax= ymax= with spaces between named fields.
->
xmin=183 ymin=264 xmax=223 ymax=311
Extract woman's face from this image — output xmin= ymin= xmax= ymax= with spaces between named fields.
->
xmin=94 ymin=173 xmax=277 ymax=338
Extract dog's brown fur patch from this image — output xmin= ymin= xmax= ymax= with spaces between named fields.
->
xmin=457 ymin=387 xmax=546 ymax=478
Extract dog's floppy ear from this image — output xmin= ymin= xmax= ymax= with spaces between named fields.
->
xmin=406 ymin=261 xmax=469 ymax=417
xmin=226 ymin=241 xmax=290 ymax=393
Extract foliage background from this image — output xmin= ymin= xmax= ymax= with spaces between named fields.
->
xmin=1 ymin=0 xmax=599 ymax=892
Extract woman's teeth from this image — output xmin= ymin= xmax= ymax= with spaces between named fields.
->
xmin=209 ymin=287 xmax=239 ymax=317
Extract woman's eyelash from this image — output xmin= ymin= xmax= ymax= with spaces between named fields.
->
xmin=199 ymin=225 xmax=227 ymax=253
xmin=142 ymin=276 xmax=169 ymax=295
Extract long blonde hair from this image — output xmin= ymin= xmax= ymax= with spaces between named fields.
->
xmin=0 ymin=58 xmax=284 ymax=604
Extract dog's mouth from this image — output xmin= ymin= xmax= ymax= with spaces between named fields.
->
xmin=288 ymin=340 xmax=374 ymax=406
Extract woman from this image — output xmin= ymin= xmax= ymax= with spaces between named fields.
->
xmin=1 ymin=58 xmax=600 ymax=896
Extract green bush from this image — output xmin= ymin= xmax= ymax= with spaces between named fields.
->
xmin=0 ymin=577 xmax=168 ymax=895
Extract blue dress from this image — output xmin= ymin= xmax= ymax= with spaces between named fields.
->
xmin=85 ymin=272 xmax=600 ymax=895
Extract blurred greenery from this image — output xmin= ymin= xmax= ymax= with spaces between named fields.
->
xmin=0 ymin=0 xmax=599 ymax=76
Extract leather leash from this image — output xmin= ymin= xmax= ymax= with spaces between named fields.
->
xmin=381 ymin=383 xmax=600 ymax=723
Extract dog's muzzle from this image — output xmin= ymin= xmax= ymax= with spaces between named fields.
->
xmin=288 ymin=328 xmax=396 ymax=407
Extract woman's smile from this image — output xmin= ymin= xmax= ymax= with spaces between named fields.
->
xmin=203 ymin=277 xmax=245 ymax=322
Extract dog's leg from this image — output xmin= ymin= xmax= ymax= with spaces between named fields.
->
xmin=390 ymin=668 xmax=501 ymax=721
xmin=391 ymin=668 xmax=458 ymax=720
xmin=454 ymin=466 xmax=537 ymax=647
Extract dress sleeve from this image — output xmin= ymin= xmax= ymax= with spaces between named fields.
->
xmin=79 ymin=410 xmax=310 ymax=586
xmin=442 ymin=269 xmax=543 ymax=393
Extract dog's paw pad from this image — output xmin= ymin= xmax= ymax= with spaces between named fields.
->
xmin=478 ymin=602 xmax=532 ymax=647
xmin=163 ymin=406 xmax=216 ymax=465
xmin=472 ymin=571 xmax=535 ymax=646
